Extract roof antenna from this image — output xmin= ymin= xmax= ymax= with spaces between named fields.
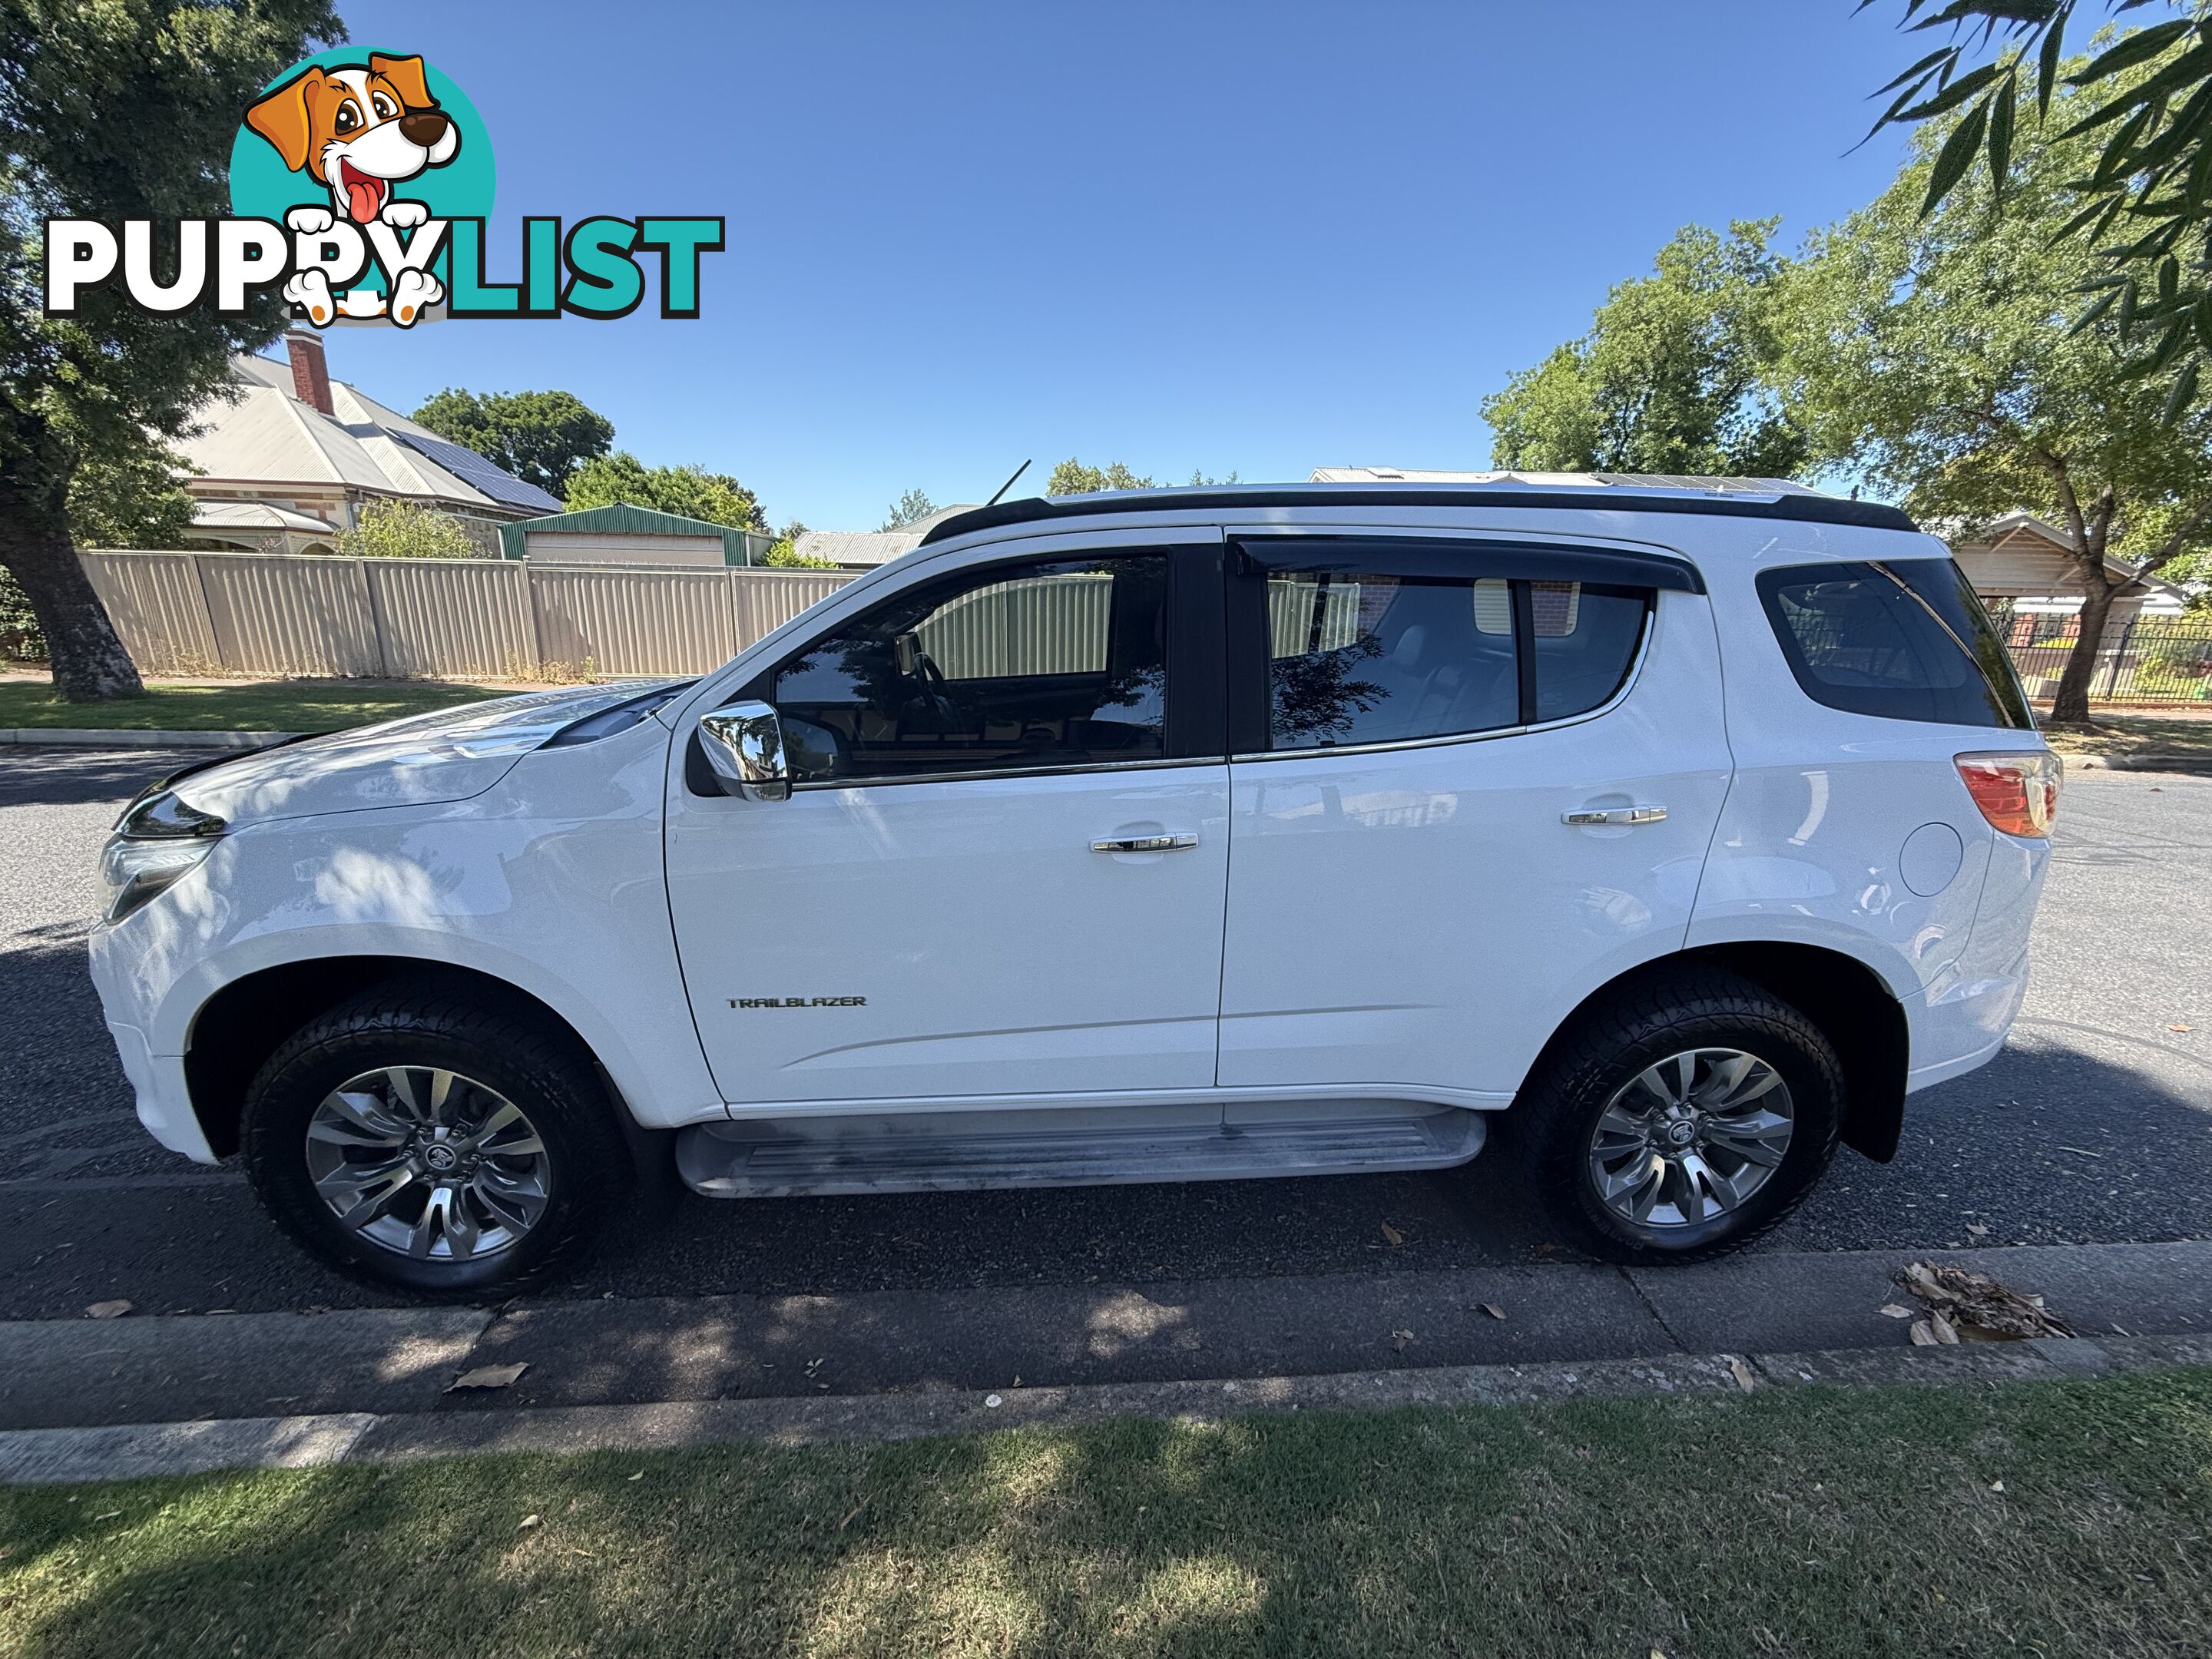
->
xmin=984 ymin=459 xmax=1031 ymax=508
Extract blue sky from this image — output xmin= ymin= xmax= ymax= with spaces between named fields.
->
xmin=314 ymin=2 xmax=1919 ymax=531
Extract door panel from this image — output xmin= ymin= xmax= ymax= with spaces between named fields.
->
xmin=671 ymin=767 xmax=1230 ymax=1103
xmin=665 ymin=532 xmax=1230 ymax=1108
xmin=1220 ymin=561 xmax=1732 ymax=1100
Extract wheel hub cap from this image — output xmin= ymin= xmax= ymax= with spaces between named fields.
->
xmin=304 ymin=1067 xmax=552 ymax=1263
xmin=1586 ymin=1048 xmax=1795 ymax=1230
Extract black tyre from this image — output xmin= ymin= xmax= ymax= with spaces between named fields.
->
xmin=241 ymin=985 xmax=631 ymax=1297
xmin=1515 ymin=969 xmax=1843 ymax=1265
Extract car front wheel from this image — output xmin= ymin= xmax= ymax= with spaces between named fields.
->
xmin=1516 ymin=969 xmax=1844 ymax=1264
xmin=241 ymin=987 xmax=631 ymax=1296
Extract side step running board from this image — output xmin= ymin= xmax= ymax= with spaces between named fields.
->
xmin=677 ymin=1105 xmax=1488 ymax=1199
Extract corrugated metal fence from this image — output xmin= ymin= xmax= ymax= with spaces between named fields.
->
xmin=79 ymin=551 xmax=855 ymax=680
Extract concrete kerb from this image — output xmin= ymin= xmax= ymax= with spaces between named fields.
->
xmin=1 ymin=728 xmax=299 ymax=750
xmin=2065 ymin=752 xmax=2212 ymax=773
xmin=3 ymin=1333 xmax=2209 ymax=1486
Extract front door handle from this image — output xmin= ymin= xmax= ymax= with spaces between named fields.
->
xmin=1091 ymin=833 xmax=1200 ymax=853
xmin=1562 ymin=806 xmax=1667 ymax=826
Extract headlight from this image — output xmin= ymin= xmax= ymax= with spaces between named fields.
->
xmin=97 ymin=790 xmax=225 ymax=925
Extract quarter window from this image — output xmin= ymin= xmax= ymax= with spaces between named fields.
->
xmin=773 ymin=555 xmax=1171 ymax=783
xmin=1757 ymin=559 xmax=2032 ymax=730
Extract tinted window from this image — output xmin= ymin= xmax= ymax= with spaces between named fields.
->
xmin=1757 ymin=559 xmax=2032 ymax=730
xmin=1260 ymin=567 xmax=1648 ymax=750
xmin=774 ymin=555 xmax=1170 ymax=783
xmin=1531 ymin=581 xmax=1650 ymax=723
xmin=1263 ymin=571 xmax=1518 ymax=750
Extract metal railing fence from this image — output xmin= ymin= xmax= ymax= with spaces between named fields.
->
xmin=1985 ymin=600 xmax=2212 ymax=706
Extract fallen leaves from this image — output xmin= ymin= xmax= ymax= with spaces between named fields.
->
xmin=1390 ymin=1328 xmax=1416 ymax=1354
xmin=1726 ymin=1356 xmax=1757 ymax=1393
xmin=1879 ymin=1303 xmax=1916 ymax=1320
xmin=2170 ymin=1023 xmax=2195 ymax=1034
xmin=84 ymin=1300 xmax=131 ymax=1320
xmin=1480 ymin=1303 xmax=1506 ymax=1321
xmin=1965 ymin=1223 xmax=1990 ymax=1238
xmin=1897 ymin=1261 xmax=2074 ymax=1345
xmin=1379 ymin=1221 xmax=1404 ymax=1247
xmin=516 ymin=1514 xmax=540 ymax=1531
xmin=447 ymin=1362 xmax=528 ymax=1392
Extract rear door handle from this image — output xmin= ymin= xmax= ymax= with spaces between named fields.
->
xmin=1091 ymin=833 xmax=1200 ymax=853
xmin=1562 ymin=806 xmax=1667 ymax=826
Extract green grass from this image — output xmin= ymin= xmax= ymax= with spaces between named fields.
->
xmin=0 ymin=678 xmax=508 ymax=733
xmin=4 ymin=1369 xmax=2209 ymax=1658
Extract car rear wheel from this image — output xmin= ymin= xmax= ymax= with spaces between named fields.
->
xmin=241 ymin=987 xmax=631 ymax=1296
xmin=1515 ymin=969 xmax=1843 ymax=1264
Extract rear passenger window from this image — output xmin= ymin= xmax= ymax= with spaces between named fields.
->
xmin=1757 ymin=560 xmax=2032 ymax=730
xmin=1532 ymin=581 xmax=1651 ymax=724
xmin=1257 ymin=563 xmax=1651 ymax=751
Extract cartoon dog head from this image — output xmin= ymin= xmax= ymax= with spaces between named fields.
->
xmin=246 ymin=55 xmax=460 ymax=225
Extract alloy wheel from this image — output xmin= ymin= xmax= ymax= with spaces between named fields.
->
xmin=304 ymin=1066 xmax=552 ymax=1261
xmin=1586 ymin=1047 xmax=1795 ymax=1229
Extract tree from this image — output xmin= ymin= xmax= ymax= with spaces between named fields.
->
xmin=879 ymin=488 xmax=937 ymax=531
xmin=1780 ymin=76 xmax=2212 ymax=724
xmin=412 ymin=389 xmax=614 ymax=495
xmin=0 ymin=0 xmax=343 ymax=699
xmin=65 ymin=440 xmax=197 ymax=549
xmin=1482 ymin=221 xmax=1806 ymax=476
xmin=336 ymin=499 xmax=478 ymax=560
xmin=563 ymin=452 xmax=767 ymax=530
xmin=1045 ymin=460 xmax=1239 ymax=495
xmin=1861 ymin=5 xmax=2212 ymax=406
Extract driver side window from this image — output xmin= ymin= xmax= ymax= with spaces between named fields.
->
xmin=772 ymin=554 xmax=1171 ymax=784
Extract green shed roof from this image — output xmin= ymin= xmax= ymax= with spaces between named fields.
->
xmin=498 ymin=503 xmax=773 ymax=565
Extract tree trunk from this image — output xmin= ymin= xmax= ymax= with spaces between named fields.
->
xmin=2048 ymin=582 xmax=2115 ymax=725
xmin=0 ymin=464 xmax=145 ymax=702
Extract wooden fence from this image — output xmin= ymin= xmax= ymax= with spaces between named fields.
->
xmin=78 ymin=551 xmax=856 ymax=680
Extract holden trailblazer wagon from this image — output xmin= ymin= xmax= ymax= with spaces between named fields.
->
xmin=89 ymin=478 xmax=2059 ymax=1295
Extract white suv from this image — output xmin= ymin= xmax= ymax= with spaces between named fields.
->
xmin=89 ymin=482 xmax=2059 ymax=1294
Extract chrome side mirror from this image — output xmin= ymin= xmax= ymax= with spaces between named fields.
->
xmin=698 ymin=700 xmax=790 ymax=802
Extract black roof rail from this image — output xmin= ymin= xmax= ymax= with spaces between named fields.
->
xmin=917 ymin=484 xmax=1919 ymax=545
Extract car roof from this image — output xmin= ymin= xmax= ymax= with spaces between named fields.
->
xmin=919 ymin=481 xmax=1917 ymax=546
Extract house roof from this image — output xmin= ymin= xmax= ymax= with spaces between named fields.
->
xmin=794 ymin=530 xmax=923 ymax=567
xmin=496 ymin=502 xmax=768 ymax=564
xmin=189 ymin=500 xmax=339 ymax=535
xmin=174 ymin=352 xmax=561 ymax=518
xmin=1950 ymin=511 xmax=2193 ymax=601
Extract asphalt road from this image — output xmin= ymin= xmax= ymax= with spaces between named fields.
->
xmin=1 ymin=744 xmax=2206 ymax=1322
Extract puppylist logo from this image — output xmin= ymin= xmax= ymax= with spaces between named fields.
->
xmin=45 ymin=48 xmax=722 ymax=328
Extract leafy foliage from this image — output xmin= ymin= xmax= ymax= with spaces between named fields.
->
xmin=65 ymin=441 xmax=197 ymax=549
xmin=0 ymin=567 xmax=41 ymax=661
xmin=0 ymin=0 xmax=345 ymax=696
xmin=1482 ymin=222 xmax=1806 ymax=477
xmin=879 ymin=488 xmax=937 ymax=531
xmin=563 ymin=452 xmax=768 ymax=530
xmin=1860 ymin=3 xmax=2212 ymax=409
xmin=1781 ymin=74 xmax=2212 ymax=720
xmin=1045 ymin=460 xmax=1239 ymax=495
xmin=411 ymin=389 xmax=615 ymax=495
xmin=763 ymin=538 xmax=839 ymax=568
xmin=335 ymin=500 xmax=479 ymax=561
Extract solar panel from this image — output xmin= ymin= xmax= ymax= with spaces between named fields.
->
xmin=395 ymin=431 xmax=563 ymax=513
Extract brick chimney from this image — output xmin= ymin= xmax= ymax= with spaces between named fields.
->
xmin=283 ymin=329 xmax=334 ymax=416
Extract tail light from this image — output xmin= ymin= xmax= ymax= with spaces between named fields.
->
xmin=1955 ymin=751 xmax=2062 ymax=838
